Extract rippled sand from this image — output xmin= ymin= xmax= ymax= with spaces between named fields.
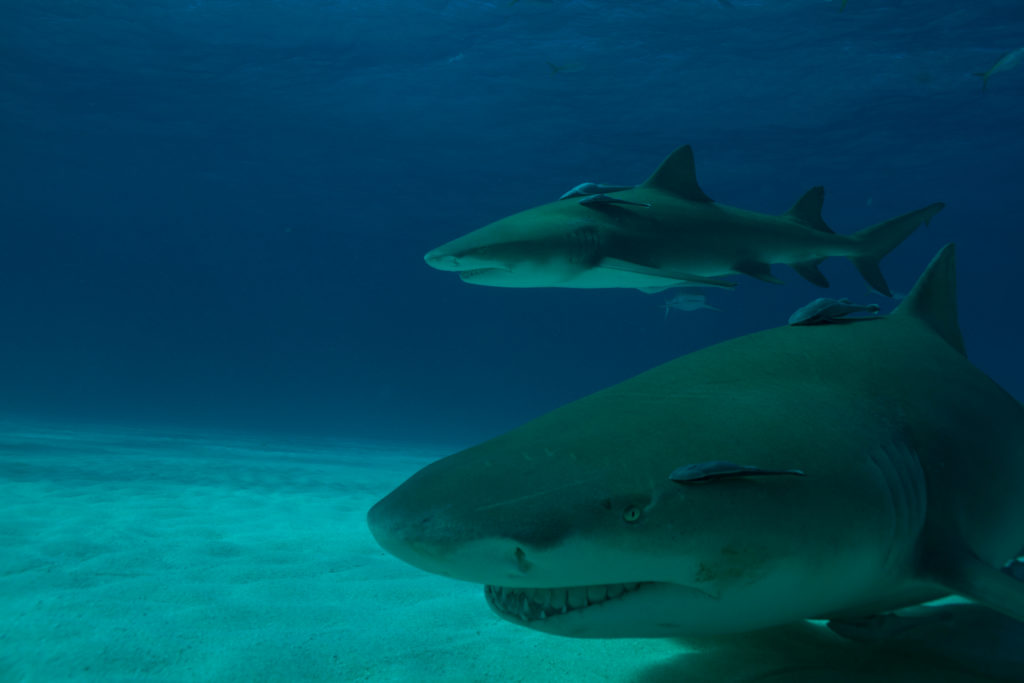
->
xmin=0 ymin=425 xmax=1010 ymax=682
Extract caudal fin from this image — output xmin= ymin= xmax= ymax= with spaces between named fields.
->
xmin=849 ymin=202 xmax=945 ymax=297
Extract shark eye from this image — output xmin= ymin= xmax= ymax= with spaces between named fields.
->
xmin=623 ymin=506 xmax=642 ymax=523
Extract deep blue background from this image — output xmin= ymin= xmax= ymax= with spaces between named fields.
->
xmin=2 ymin=0 xmax=1022 ymax=445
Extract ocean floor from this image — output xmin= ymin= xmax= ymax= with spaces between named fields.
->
xmin=0 ymin=424 xmax=1017 ymax=682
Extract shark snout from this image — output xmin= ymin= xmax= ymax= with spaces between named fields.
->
xmin=366 ymin=482 xmax=481 ymax=577
xmin=366 ymin=498 xmax=452 ymax=573
xmin=367 ymin=491 xmax=541 ymax=584
xmin=366 ymin=494 xmax=425 ymax=560
xmin=424 ymin=249 xmax=461 ymax=271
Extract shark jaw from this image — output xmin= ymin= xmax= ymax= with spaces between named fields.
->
xmin=458 ymin=267 xmax=522 ymax=286
xmin=423 ymin=230 xmax=600 ymax=287
xmin=485 ymin=581 xmax=646 ymax=623
xmin=421 ymin=249 xmax=520 ymax=285
xmin=484 ymin=581 xmax=719 ymax=638
xmin=426 ymin=253 xmax=588 ymax=288
xmin=486 ymin=581 xmax=656 ymax=637
xmin=487 ymin=572 xmax=879 ymax=639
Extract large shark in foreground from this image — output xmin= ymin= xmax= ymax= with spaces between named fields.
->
xmin=424 ymin=145 xmax=944 ymax=296
xmin=369 ymin=245 xmax=1024 ymax=639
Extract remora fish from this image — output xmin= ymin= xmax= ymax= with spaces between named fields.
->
xmin=424 ymin=145 xmax=944 ymax=297
xmin=661 ymin=292 xmax=720 ymax=318
xmin=369 ymin=245 xmax=1024 ymax=638
xmin=788 ymin=297 xmax=880 ymax=325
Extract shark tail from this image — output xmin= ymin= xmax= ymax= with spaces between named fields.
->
xmin=973 ymin=72 xmax=989 ymax=93
xmin=848 ymin=202 xmax=945 ymax=297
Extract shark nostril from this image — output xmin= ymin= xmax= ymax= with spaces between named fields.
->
xmin=514 ymin=547 xmax=532 ymax=573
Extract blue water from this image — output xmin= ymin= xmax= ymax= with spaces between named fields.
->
xmin=4 ymin=3 xmax=1024 ymax=680
xmin=2 ymin=0 xmax=1022 ymax=445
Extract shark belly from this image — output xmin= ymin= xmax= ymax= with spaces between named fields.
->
xmin=560 ymin=265 xmax=708 ymax=289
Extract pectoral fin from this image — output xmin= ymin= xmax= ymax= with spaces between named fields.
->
xmin=792 ymin=259 xmax=830 ymax=288
xmin=733 ymin=261 xmax=785 ymax=285
xmin=828 ymin=602 xmax=1024 ymax=680
xmin=926 ymin=547 xmax=1024 ymax=622
xmin=601 ymin=258 xmax=737 ymax=289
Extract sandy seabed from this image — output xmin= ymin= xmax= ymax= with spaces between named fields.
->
xmin=0 ymin=424 xmax=1016 ymax=682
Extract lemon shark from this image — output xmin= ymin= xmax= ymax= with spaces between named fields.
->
xmin=368 ymin=244 xmax=1024 ymax=638
xmin=424 ymin=145 xmax=944 ymax=297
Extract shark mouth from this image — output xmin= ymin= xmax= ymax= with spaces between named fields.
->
xmin=484 ymin=582 xmax=646 ymax=622
xmin=457 ymin=267 xmax=507 ymax=281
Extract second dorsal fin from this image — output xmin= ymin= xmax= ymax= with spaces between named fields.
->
xmin=784 ymin=186 xmax=834 ymax=233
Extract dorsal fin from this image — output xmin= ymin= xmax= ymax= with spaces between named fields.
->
xmin=640 ymin=145 xmax=714 ymax=203
xmin=892 ymin=243 xmax=966 ymax=356
xmin=784 ymin=186 xmax=833 ymax=233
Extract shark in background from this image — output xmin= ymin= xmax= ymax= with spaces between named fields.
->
xmin=370 ymin=244 xmax=1024 ymax=642
xmin=974 ymin=47 xmax=1024 ymax=92
xmin=424 ymin=145 xmax=944 ymax=297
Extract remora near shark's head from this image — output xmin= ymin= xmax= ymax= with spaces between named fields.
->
xmin=370 ymin=244 xmax=1024 ymax=638
xmin=423 ymin=145 xmax=944 ymax=296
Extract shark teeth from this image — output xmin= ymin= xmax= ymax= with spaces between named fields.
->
xmin=484 ymin=582 xmax=643 ymax=623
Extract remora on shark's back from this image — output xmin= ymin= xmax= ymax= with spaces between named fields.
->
xmin=369 ymin=245 xmax=1024 ymax=639
xmin=424 ymin=145 xmax=944 ymax=296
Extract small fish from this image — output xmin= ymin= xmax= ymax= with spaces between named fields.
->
xmin=788 ymin=297 xmax=880 ymax=326
xmin=546 ymin=61 xmax=584 ymax=75
xmin=579 ymin=194 xmax=651 ymax=209
xmin=974 ymin=47 xmax=1024 ymax=92
xmin=669 ymin=460 xmax=805 ymax=484
xmin=559 ymin=182 xmax=635 ymax=200
xmin=661 ymin=292 xmax=720 ymax=318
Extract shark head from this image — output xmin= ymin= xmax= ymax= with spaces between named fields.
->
xmin=367 ymin=361 xmax=905 ymax=638
xmin=423 ymin=202 xmax=608 ymax=287
xmin=420 ymin=145 xmax=745 ymax=292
